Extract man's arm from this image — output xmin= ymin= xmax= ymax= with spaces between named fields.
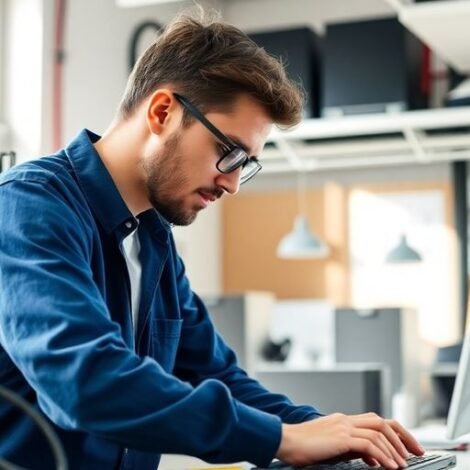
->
xmin=0 ymin=175 xmax=282 ymax=467
xmin=171 ymin=256 xmax=321 ymax=424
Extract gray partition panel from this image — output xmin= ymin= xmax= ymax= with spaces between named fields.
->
xmin=335 ymin=308 xmax=403 ymax=395
xmin=256 ymin=367 xmax=384 ymax=415
xmin=203 ymin=293 xmax=273 ymax=376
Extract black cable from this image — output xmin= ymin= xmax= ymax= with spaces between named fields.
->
xmin=0 ymin=151 xmax=15 ymax=173
xmin=0 ymin=385 xmax=68 ymax=470
xmin=128 ymin=20 xmax=163 ymax=72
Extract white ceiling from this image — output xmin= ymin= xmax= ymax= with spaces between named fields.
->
xmin=117 ymin=0 xmax=397 ymax=33
xmin=221 ymin=0 xmax=396 ymax=34
xmin=386 ymin=0 xmax=470 ymax=74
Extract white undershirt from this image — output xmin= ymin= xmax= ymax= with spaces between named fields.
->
xmin=122 ymin=226 xmax=142 ymax=332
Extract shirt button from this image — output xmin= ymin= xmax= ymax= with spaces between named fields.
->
xmin=125 ymin=221 xmax=133 ymax=229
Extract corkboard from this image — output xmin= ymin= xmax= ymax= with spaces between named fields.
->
xmin=222 ymin=181 xmax=453 ymax=303
xmin=222 ymin=183 xmax=349 ymax=302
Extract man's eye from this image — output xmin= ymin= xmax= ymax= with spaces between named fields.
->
xmin=217 ymin=143 xmax=227 ymax=157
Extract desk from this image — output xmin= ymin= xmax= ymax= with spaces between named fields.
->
xmin=159 ymin=451 xmax=470 ymax=469
xmin=452 ymin=450 xmax=470 ymax=468
xmin=159 ymin=454 xmax=251 ymax=469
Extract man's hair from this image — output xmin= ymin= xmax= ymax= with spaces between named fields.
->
xmin=118 ymin=9 xmax=304 ymax=128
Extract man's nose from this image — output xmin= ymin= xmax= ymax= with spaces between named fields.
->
xmin=215 ymin=168 xmax=241 ymax=195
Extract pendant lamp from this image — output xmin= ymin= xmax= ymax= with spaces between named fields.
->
xmin=277 ymin=172 xmax=329 ymax=259
xmin=385 ymin=234 xmax=422 ymax=263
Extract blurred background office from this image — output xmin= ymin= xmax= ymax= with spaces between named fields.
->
xmin=1 ymin=0 xmax=470 ymax=429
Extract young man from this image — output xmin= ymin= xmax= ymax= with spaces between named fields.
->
xmin=0 ymin=11 xmax=423 ymax=470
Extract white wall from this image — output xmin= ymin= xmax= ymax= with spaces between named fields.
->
xmin=0 ymin=0 xmax=4 ymax=124
xmin=4 ymin=0 xmax=44 ymax=159
xmin=172 ymin=202 xmax=222 ymax=296
xmin=62 ymin=1 xmax=181 ymax=145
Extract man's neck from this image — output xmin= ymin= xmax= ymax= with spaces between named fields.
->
xmin=94 ymin=117 xmax=151 ymax=216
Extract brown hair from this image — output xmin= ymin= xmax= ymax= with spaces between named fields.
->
xmin=118 ymin=8 xmax=304 ymax=129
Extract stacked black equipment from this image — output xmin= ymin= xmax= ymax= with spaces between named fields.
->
xmin=249 ymin=27 xmax=321 ymax=119
xmin=321 ymin=17 xmax=428 ymax=117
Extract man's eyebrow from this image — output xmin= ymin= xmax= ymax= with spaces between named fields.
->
xmin=226 ymin=134 xmax=251 ymax=154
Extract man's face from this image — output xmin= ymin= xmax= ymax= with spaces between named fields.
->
xmin=141 ymin=94 xmax=272 ymax=226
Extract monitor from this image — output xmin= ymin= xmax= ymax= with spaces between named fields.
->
xmin=447 ymin=328 xmax=470 ymax=439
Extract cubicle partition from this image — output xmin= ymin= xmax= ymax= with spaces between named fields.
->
xmin=335 ymin=307 xmax=420 ymax=421
xmin=256 ymin=365 xmax=385 ymax=415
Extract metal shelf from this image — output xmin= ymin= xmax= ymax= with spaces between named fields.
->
xmin=264 ymin=106 xmax=470 ymax=173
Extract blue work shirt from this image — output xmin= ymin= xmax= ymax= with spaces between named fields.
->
xmin=0 ymin=129 xmax=321 ymax=469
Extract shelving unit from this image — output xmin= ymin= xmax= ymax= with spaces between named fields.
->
xmin=263 ymin=106 xmax=470 ymax=173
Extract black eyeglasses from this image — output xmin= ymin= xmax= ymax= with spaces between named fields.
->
xmin=174 ymin=93 xmax=262 ymax=184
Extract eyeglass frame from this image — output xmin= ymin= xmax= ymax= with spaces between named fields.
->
xmin=173 ymin=93 xmax=262 ymax=184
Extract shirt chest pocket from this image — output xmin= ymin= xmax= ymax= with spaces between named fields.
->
xmin=150 ymin=318 xmax=183 ymax=372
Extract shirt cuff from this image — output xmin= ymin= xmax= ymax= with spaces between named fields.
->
xmin=221 ymin=401 xmax=283 ymax=468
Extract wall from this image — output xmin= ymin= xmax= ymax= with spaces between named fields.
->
xmin=62 ymin=1 xmax=185 ymax=145
xmin=4 ymin=0 xmax=45 ymax=159
xmin=172 ymin=202 xmax=222 ymax=296
xmin=0 ymin=0 xmax=4 ymax=123
xmin=223 ymin=183 xmax=349 ymax=303
xmin=348 ymin=182 xmax=458 ymax=347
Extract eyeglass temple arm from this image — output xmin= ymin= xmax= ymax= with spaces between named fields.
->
xmin=173 ymin=93 xmax=237 ymax=150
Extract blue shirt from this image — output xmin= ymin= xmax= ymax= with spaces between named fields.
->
xmin=0 ymin=129 xmax=321 ymax=469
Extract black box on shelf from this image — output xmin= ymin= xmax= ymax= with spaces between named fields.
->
xmin=249 ymin=27 xmax=321 ymax=119
xmin=322 ymin=17 xmax=428 ymax=117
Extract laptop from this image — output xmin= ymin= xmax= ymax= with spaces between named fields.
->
xmin=252 ymin=451 xmax=456 ymax=469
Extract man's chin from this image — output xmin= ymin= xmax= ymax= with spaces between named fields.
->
xmin=166 ymin=209 xmax=199 ymax=226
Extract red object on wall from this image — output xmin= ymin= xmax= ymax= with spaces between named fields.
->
xmin=52 ymin=0 xmax=67 ymax=151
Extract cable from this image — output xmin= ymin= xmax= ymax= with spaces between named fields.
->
xmin=0 ymin=386 xmax=68 ymax=470
xmin=128 ymin=21 xmax=162 ymax=72
xmin=52 ymin=0 xmax=67 ymax=151
xmin=0 ymin=151 xmax=15 ymax=173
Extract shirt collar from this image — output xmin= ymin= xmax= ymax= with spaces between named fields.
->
xmin=64 ymin=129 xmax=137 ymax=234
xmin=65 ymin=129 xmax=172 ymax=240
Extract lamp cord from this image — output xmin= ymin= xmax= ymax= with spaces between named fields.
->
xmin=297 ymin=171 xmax=308 ymax=216
xmin=0 ymin=386 xmax=68 ymax=470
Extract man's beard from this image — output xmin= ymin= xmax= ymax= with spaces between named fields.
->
xmin=142 ymin=131 xmax=198 ymax=226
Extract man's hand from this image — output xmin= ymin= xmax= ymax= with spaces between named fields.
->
xmin=276 ymin=412 xmax=425 ymax=469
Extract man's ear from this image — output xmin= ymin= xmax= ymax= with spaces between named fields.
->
xmin=146 ymin=89 xmax=177 ymax=135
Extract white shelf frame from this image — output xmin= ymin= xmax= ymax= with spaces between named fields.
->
xmin=264 ymin=106 xmax=470 ymax=173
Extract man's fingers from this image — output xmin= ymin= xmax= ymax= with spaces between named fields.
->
xmin=350 ymin=436 xmax=400 ymax=469
xmin=352 ymin=428 xmax=407 ymax=468
xmin=351 ymin=414 xmax=411 ymax=458
xmin=362 ymin=456 xmax=379 ymax=467
xmin=387 ymin=419 xmax=425 ymax=455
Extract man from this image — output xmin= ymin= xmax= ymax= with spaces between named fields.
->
xmin=0 ymin=10 xmax=423 ymax=470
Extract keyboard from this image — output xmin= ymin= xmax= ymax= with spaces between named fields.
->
xmin=254 ymin=452 xmax=457 ymax=469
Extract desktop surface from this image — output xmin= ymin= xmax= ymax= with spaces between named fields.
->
xmin=159 ymin=450 xmax=469 ymax=469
